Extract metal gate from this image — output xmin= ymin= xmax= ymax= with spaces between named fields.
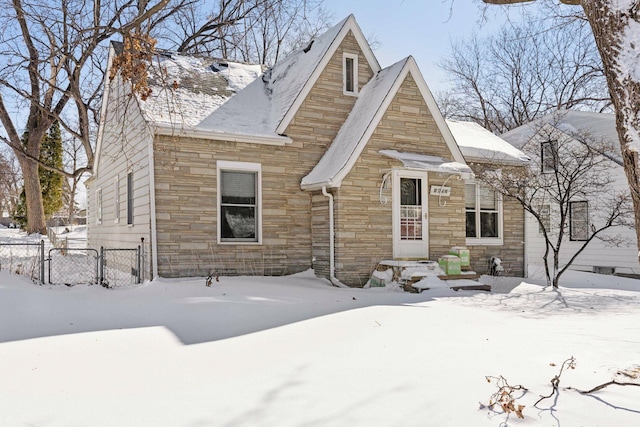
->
xmin=100 ymin=247 xmax=142 ymax=288
xmin=47 ymin=246 xmax=141 ymax=287
xmin=48 ymin=248 xmax=99 ymax=286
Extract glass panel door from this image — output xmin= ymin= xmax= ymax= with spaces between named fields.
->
xmin=400 ymin=178 xmax=422 ymax=241
xmin=393 ymin=171 xmax=429 ymax=259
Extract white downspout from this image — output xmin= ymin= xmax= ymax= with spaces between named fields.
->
xmin=148 ymin=133 xmax=159 ymax=280
xmin=321 ymin=186 xmax=347 ymax=288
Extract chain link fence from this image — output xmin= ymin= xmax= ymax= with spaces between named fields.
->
xmin=48 ymin=248 xmax=100 ymax=286
xmin=0 ymin=241 xmax=45 ymax=283
xmin=0 ymin=240 xmax=142 ymax=288
xmin=101 ymin=247 xmax=143 ymax=288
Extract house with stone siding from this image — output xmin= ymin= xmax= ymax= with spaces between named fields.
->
xmin=87 ymin=14 xmax=527 ymax=286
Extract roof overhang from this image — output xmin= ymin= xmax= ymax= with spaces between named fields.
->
xmin=153 ymin=123 xmax=292 ymax=146
xmin=379 ymin=149 xmax=474 ymax=179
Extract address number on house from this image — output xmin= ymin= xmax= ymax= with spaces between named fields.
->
xmin=430 ymin=185 xmax=451 ymax=197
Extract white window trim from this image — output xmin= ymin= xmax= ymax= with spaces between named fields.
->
xmin=343 ymin=52 xmax=359 ymax=96
xmin=127 ymin=171 xmax=134 ymax=226
xmin=95 ymin=188 xmax=102 ymax=225
xmin=217 ymin=160 xmax=262 ymax=245
xmin=541 ymin=140 xmax=557 ymax=174
xmin=569 ymin=200 xmax=589 ymax=241
xmin=114 ymin=175 xmax=120 ymax=224
xmin=465 ymin=181 xmax=504 ymax=246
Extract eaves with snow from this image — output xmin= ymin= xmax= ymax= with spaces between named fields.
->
xmin=446 ymin=120 xmax=530 ymax=165
xmin=131 ymin=15 xmax=527 ymax=182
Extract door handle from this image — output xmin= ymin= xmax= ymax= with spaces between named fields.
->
xmin=423 ymin=212 xmax=428 ymax=219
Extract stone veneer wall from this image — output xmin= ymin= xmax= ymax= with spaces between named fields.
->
xmin=332 ymin=73 xmax=467 ymax=286
xmin=153 ymin=31 xmax=375 ymax=278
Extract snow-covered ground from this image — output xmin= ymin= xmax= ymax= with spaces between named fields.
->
xmin=1 ymin=229 xmax=639 ymax=426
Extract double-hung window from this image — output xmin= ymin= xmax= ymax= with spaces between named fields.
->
xmin=570 ymin=201 xmax=589 ymax=241
xmin=465 ymin=182 xmax=502 ymax=245
xmin=539 ymin=204 xmax=551 ymax=234
xmin=114 ymin=175 xmax=120 ymax=223
xmin=95 ymin=188 xmax=102 ymax=224
xmin=218 ymin=161 xmax=261 ymax=243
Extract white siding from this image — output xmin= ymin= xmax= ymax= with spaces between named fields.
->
xmin=87 ymin=74 xmax=153 ymax=279
xmin=526 ymin=160 xmax=639 ymax=277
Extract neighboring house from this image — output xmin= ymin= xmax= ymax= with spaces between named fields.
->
xmin=87 ymin=15 xmax=527 ymax=286
xmin=501 ymin=110 xmax=639 ymax=277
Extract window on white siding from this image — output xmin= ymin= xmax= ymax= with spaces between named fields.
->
xmin=114 ymin=175 xmax=120 ymax=223
xmin=541 ymin=140 xmax=558 ymax=173
xmin=217 ymin=161 xmax=261 ymax=244
xmin=539 ymin=204 xmax=550 ymax=234
xmin=127 ymin=171 xmax=134 ymax=225
xmin=570 ymin=201 xmax=589 ymax=241
xmin=95 ymin=188 xmax=102 ymax=224
xmin=465 ymin=182 xmax=503 ymax=245
xmin=343 ymin=53 xmax=358 ymax=95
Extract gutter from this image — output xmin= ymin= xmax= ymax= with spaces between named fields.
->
xmin=153 ymin=124 xmax=292 ymax=146
xmin=321 ymin=186 xmax=347 ymax=288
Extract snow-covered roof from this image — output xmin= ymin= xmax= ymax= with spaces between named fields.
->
xmin=140 ymin=52 xmax=264 ymax=127
xmin=500 ymin=110 xmax=621 ymax=163
xmin=446 ymin=120 xmax=530 ymax=165
xmin=196 ymin=14 xmax=378 ymax=139
xmin=302 ymin=57 xmax=467 ymax=190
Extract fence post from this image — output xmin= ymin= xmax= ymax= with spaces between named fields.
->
xmin=136 ymin=246 xmax=141 ymax=284
xmin=140 ymin=237 xmax=145 ymax=283
xmin=99 ymin=246 xmax=104 ymax=286
xmin=40 ymin=240 xmax=45 ymax=285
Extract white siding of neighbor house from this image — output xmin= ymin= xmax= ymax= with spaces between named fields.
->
xmin=525 ymin=158 xmax=639 ymax=278
xmin=87 ymin=74 xmax=153 ymax=279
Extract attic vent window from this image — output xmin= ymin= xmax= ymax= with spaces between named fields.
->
xmin=303 ymin=40 xmax=314 ymax=53
xmin=343 ymin=53 xmax=358 ymax=95
xmin=210 ymin=62 xmax=229 ymax=72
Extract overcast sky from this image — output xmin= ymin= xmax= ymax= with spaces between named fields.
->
xmin=322 ymin=0 xmax=528 ymax=93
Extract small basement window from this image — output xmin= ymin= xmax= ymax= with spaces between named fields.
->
xmin=593 ymin=266 xmax=615 ymax=275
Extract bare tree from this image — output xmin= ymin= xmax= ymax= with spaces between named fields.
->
xmin=0 ymin=150 xmax=21 ymax=219
xmin=483 ymin=0 xmax=640 ymax=265
xmin=61 ymin=134 xmax=86 ymax=228
xmin=480 ymin=114 xmax=633 ymax=286
xmin=439 ymin=16 xmax=609 ymax=133
xmin=164 ymin=0 xmax=331 ymax=64
xmin=0 ymin=0 xmax=195 ymax=234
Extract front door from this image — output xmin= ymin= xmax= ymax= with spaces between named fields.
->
xmin=393 ymin=170 xmax=429 ymax=259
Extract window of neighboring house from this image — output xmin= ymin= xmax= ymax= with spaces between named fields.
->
xmin=127 ymin=171 xmax=134 ymax=225
xmin=218 ymin=161 xmax=261 ymax=244
xmin=114 ymin=175 xmax=120 ymax=223
xmin=465 ymin=182 xmax=502 ymax=245
xmin=539 ymin=204 xmax=550 ymax=234
xmin=570 ymin=201 xmax=589 ymax=241
xmin=343 ymin=53 xmax=358 ymax=95
xmin=541 ymin=140 xmax=558 ymax=173
xmin=95 ymin=188 xmax=102 ymax=224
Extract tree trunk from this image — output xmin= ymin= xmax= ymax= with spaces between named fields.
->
xmin=582 ymin=0 xmax=640 ymax=263
xmin=20 ymin=157 xmax=47 ymax=235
